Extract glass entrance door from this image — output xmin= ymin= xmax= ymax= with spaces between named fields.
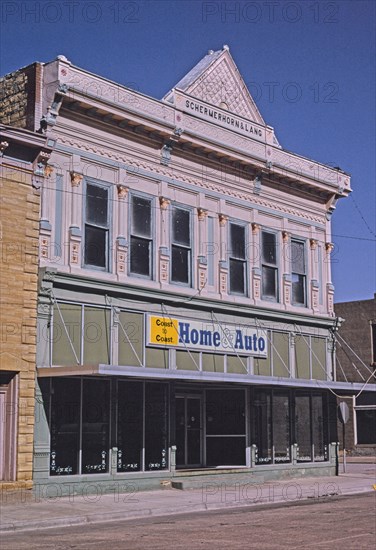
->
xmin=176 ymin=395 xmax=202 ymax=468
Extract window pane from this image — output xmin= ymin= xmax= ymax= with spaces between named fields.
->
xmin=82 ymin=379 xmax=110 ymax=474
xmin=172 ymin=208 xmax=190 ymax=246
xmin=117 ymin=381 xmax=143 ymax=472
xmin=292 ymin=273 xmax=305 ymax=304
xmin=86 ymin=184 xmax=108 ymax=226
xmin=145 ymin=383 xmax=168 ymax=470
xmin=118 ymin=311 xmax=143 ymax=367
xmin=295 ymin=395 xmax=312 ymax=462
xmin=312 ymin=395 xmax=327 ymax=461
xmin=229 ymin=258 xmax=245 ymax=294
xmin=253 ymin=390 xmax=272 ymax=464
xmin=262 ymin=266 xmax=277 ymax=298
xmin=273 ymin=393 xmax=291 ymax=462
xmin=356 ymin=410 xmax=376 ymax=444
xmin=291 ymin=240 xmax=305 ymax=274
xmin=50 ymin=378 xmax=80 ymax=476
xmin=132 ymin=196 xmax=151 ymax=238
xmin=130 ymin=236 xmax=151 ymax=276
xmin=262 ymin=232 xmax=276 ymax=264
xmin=84 ymin=225 xmax=106 ymax=267
xmin=171 ymin=245 xmax=189 ymax=283
xmin=206 ymin=390 xmax=245 ymax=435
xmin=230 ymin=224 xmax=245 ymax=259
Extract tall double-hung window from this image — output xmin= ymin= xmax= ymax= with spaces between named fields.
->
xmin=291 ymin=239 xmax=306 ymax=305
xmin=84 ymin=182 xmax=110 ymax=269
xmin=171 ymin=206 xmax=191 ymax=285
xmin=261 ymin=231 xmax=278 ymax=300
xmin=130 ymin=195 xmax=153 ymax=278
xmin=229 ymin=222 xmax=246 ymax=295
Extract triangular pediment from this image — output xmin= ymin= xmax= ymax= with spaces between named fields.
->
xmin=164 ymin=46 xmax=265 ymax=125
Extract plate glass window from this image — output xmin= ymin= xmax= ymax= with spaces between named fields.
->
xmin=291 ymin=240 xmax=306 ymax=305
xmin=130 ymin=195 xmax=152 ymax=277
xmin=261 ymin=232 xmax=278 ymax=300
xmin=171 ymin=207 xmax=191 ymax=284
xmin=229 ymin=222 xmax=246 ymax=295
xmin=84 ymin=183 xmax=109 ymax=269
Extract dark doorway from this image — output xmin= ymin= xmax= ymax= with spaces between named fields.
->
xmin=176 ymin=395 xmax=202 ymax=468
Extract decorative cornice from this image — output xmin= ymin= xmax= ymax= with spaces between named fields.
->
xmin=55 ymin=136 xmax=327 ymax=224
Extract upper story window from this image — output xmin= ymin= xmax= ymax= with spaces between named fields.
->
xmin=261 ymin=231 xmax=278 ymax=300
xmin=171 ymin=206 xmax=191 ymax=285
xmin=229 ymin=222 xmax=246 ymax=295
xmin=291 ymin=239 xmax=306 ymax=306
xmin=84 ymin=182 xmax=109 ymax=269
xmin=130 ymin=195 xmax=153 ymax=278
xmin=371 ymin=322 xmax=376 ymax=366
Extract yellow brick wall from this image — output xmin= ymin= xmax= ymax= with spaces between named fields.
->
xmin=0 ymin=163 xmax=40 ymax=486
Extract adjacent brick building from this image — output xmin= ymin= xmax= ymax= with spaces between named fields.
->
xmin=0 ymin=125 xmax=54 ymax=489
xmin=335 ymin=295 xmax=376 ymax=455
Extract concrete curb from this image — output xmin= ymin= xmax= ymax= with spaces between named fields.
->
xmin=2 ymin=487 xmax=375 ymax=534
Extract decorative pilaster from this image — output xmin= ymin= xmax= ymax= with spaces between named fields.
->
xmin=159 ymin=197 xmax=171 ymax=283
xmin=325 ymin=242 xmax=335 ymax=316
xmin=69 ymin=171 xmax=83 ymax=267
xmin=252 ymin=267 xmax=261 ymax=300
xmin=116 ymin=185 xmax=129 ymax=276
xmin=218 ymin=214 xmax=228 ymax=295
xmin=283 ymin=273 xmax=292 ymax=306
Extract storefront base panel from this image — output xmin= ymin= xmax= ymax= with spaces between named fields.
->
xmin=30 ymin=462 xmax=337 ymax=498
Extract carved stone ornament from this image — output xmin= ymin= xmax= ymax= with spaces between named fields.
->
xmin=251 ymin=223 xmax=260 ymax=235
xmin=325 ymin=242 xmax=334 ymax=253
xmin=282 ymin=231 xmax=289 ymax=243
xmin=70 ymin=171 xmax=83 ymax=187
xmin=218 ymin=214 xmax=228 ymax=227
xmin=117 ymin=184 xmax=129 ymax=198
xmin=44 ymin=165 xmax=54 ymax=178
xmin=310 ymin=238 xmax=318 ymax=250
xmin=159 ymin=196 xmax=170 ymax=210
xmin=197 ymin=208 xmax=208 ymax=221
xmin=0 ymin=141 xmax=9 ymax=155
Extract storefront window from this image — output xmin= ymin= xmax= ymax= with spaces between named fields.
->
xmin=145 ymin=383 xmax=169 ymax=470
xmin=117 ymin=381 xmax=143 ymax=471
xmin=81 ymin=379 xmax=110 ymax=474
xmin=253 ymin=390 xmax=272 ymax=464
xmin=273 ymin=393 xmax=291 ymax=462
xmin=295 ymin=394 xmax=312 ymax=462
xmin=50 ymin=378 xmax=80 ymax=476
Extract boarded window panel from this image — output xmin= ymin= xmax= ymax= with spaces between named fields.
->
xmin=295 ymin=335 xmax=310 ymax=379
xmin=52 ymin=303 xmax=82 ymax=366
xmin=227 ymin=355 xmax=247 ymax=374
xmin=118 ymin=311 xmax=143 ymax=366
xmin=83 ymin=308 xmax=111 ymax=365
xmin=311 ymin=337 xmax=327 ymax=380
xmin=254 ymin=337 xmax=271 ymax=376
xmin=145 ymin=348 xmax=169 ymax=369
xmin=272 ymin=332 xmax=289 ymax=377
xmin=202 ymin=353 xmax=224 ymax=373
xmin=176 ymin=350 xmax=200 ymax=370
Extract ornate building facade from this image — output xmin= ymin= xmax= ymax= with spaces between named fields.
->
xmin=2 ymin=47 xmax=368 ymax=493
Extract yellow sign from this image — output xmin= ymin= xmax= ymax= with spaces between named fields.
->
xmin=149 ymin=316 xmax=179 ymax=346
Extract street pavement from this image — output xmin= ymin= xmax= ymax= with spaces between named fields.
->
xmin=1 ymin=462 xmax=375 ymax=534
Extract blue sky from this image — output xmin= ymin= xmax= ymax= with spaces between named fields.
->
xmin=1 ymin=0 xmax=375 ymax=302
